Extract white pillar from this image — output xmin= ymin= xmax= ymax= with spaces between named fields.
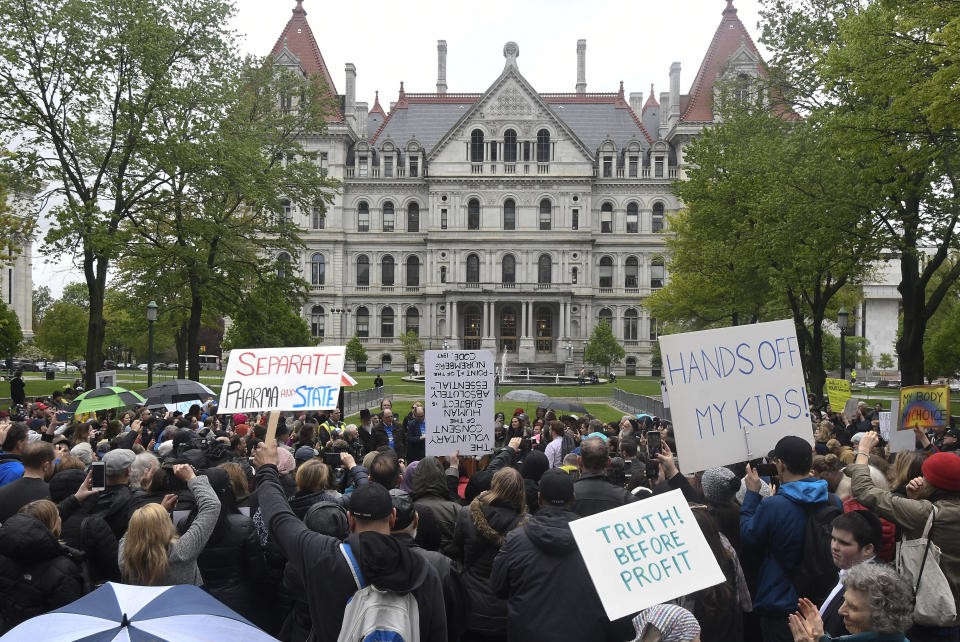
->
xmin=450 ymin=300 xmax=457 ymax=339
xmin=521 ymin=301 xmax=527 ymax=338
xmin=483 ymin=300 xmax=490 ymax=336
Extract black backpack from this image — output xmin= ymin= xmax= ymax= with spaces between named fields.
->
xmin=776 ymin=495 xmax=842 ymax=605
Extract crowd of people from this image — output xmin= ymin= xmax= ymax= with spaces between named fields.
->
xmin=0 ymin=390 xmax=956 ymax=642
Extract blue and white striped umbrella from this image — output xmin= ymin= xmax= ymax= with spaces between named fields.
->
xmin=1 ymin=582 xmax=277 ymax=641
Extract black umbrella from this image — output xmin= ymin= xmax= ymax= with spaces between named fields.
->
xmin=540 ymin=399 xmax=588 ymax=414
xmin=368 ymin=368 xmax=389 ymax=375
xmin=140 ymin=379 xmax=216 ymax=406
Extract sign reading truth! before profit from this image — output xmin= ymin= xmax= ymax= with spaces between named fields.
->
xmin=218 ymin=346 xmax=346 ymax=413
xmin=425 ymin=349 xmax=495 ymax=457
xmin=659 ymin=319 xmax=813 ymax=473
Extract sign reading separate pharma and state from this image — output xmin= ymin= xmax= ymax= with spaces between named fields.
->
xmin=899 ymin=385 xmax=950 ymax=431
xmin=218 ymin=346 xmax=346 ymax=413
xmin=570 ymin=489 xmax=725 ymax=621
xmin=659 ymin=319 xmax=812 ymax=473
xmin=425 ymin=349 xmax=495 ymax=457
xmin=825 ymin=378 xmax=851 ymax=413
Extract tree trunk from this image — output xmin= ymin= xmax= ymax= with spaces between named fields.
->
xmin=174 ymin=324 xmax=187 ymax=378
xmin=83 ymin=255 xmax=108 ymax=390
xmin=898 ymin=249 xmax=926 ymax=385
xmin=187 ymin=289 xmax=203 ymax=382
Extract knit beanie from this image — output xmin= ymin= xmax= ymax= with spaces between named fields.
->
xmin=922 ymin=452 xmax=960 ymax=491
xmin=701 ymin=467 xmax=739 ymax=504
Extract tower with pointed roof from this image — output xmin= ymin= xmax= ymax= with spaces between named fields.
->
xmin=269 ymin=0 xmax=767 ymax=376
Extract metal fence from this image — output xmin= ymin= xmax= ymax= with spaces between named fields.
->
xmin=611 ymin=388 xmax=672 ymax=421
xmin=344 ymin=386 xmax=392 ymax=417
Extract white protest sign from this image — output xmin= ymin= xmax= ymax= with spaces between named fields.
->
xmin=218 ymin=346 xmax=346 ymax=413
xmin=164 ymin=399 xmax=202 ymax=414
xmin=569 ymin=489 xmax=725 ymax=621
xmin=659 ymin=319 xmax=812 ymax=473
xmin=888 ymin=399 xmax=916 ymax=453
xmin=425 ymin=349 xmax=494 ymax=457
xmin=96 ymin=370 xmax=117 ymax=389
xmin=878 ymin=411 xmax=893 ymax=441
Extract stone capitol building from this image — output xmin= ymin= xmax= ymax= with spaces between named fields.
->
xmin=271 ymin=0 xmax=765 ymax=375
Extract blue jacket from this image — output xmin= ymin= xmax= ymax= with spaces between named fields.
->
xmin=0 ymin=454 xmax=23 ymax=488
xmin=740 ymin=477 xmax=839 ymax=616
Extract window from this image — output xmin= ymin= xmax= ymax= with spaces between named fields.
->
xmin=522 ymin=141 xmax=531 ymax=162
xmin=440 ymin=208 xmax=448 ymax=230
xmin=624 ymin=309 xmax=638 ymax=340
xmin=277 ymin=252 xmax=291 ymax=279
xmin=382 ymin=201 xmax=395 ymax=232
xmin=626 ymin=203 xmax=639 ymax=233
xmin=625 ymin=256 xmax=639 ymax=288
xmin=470 ymin=129 xmax=484 ymax=163
xmin=468 ymin=199 xmax=480 ymax=230
xmin=357 ymin=255 xmax=370 ymax=286
xmin=535 ymin=307 xmax=553 ymax=352
xmin=406 ymin=255 xmax=420 ymax=286
xmin=537 ymin=254 xmax=552 ymax=284
xmin=504 ymin=129 xmax=517 ymax=162
xmin=502 ymin=255 xmax=516 ymax=283
xmin=572 ymin=208 xmax=579 ymax=230
xmin=466 ymin=254 xmax=480 ymax=283
xmin=653 ymin=202 xmax=664 ymax=232
xmin=383 ymin=156 xmax=393 ymax=178
xmin=651 ymin=258 xmax=665 ymax=289
xmin=440 ymin=266 xmax=447 ymax=283
xmin=356 ymin=307 xmax=369 ymax=338
xmin=359 ymin=155 xmax=368 ymax=177
xmin=629 ymin=156 xmax=639 ymax=177
xmin=603 ymin=156 xmax=613 ymax=178
xmin=311 ymin=305 xmax=325 ymax=338
xmin=406 ymin=307 xmax=420 ymax=335
xmin=536 ymin=129 xmax=550 ymax=162
xmin=489 ymin=141 xmax=498 ymax=161
xmin=503 ymin=199 xmax=516 ymax=230
xmin=601 ymin=203 xmax=613 ymax=233
xmin=357 ymin=201 xmax=369 ymax=232
xmin=310 ymin=252 xmax=325 ymax=285
xmin=409 ymin=156 xmax=419 ymax=177
xmin=311 ymin=206 xmax=324 ymax=230
xmin=736 ymin=73 xmax=751 ymax=105
xmin=571 ymin=266 xmax=578 ymax=284
xmin=381 ymin=255 xmax=395 ymax=286
xmin=319 ymin=152 xmax=328 ymax=172
xmin=599 ymin=308 xmax=613 ymax=327
xmin=407 ymin=203 xmax=419 ymax=232
xmin=655 ymin=156 xmax=664 ymax=178
xmin=539 ymin=199 xmax=552 ymax=230
xmin=599 ymin=257 xmax=613 ymax=288
xmin=281 ymin=92 xmax=293 ymax=111
xmin=281 ymin=199 xmax=293 ymax=222
xmin=650 ymin=316 xmax=659 ymax=341
xmin=379 ymin=307 xmax=394 ymax=338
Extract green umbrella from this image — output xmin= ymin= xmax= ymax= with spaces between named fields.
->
xmin=70 ymin=386 xmax=146 ymax=414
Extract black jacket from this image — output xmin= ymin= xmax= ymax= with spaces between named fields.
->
xmin=256 ymin=464 xmax=448 ymax=642
xmin=490 ymin=506 xmax=635 ymax=642
xmin=9 ymin=377 xmax=25 ymax=406
xmin=358 ymin=424 xmax=389 ymax=455
xmin=406 ymin=418 xmax=426 ymax=462
xmin=571 ymin=471 xmax=637 ymax=517
xmin=197 ymin=512 xmax=268 ymax=623
xmin=91 ymin=482 xmax=136 ymax=539
xmin=0 ymin=514 xmax=85 ymax=633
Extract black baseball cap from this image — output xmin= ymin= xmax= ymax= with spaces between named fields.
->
xmin=389 ymin=489 xmax=416 ymax=530
xmin=348 ymin=482 xmax=393 ymax=520
xmin=539 ymin=468 xmax=575 ymax=505
xmin=773 ymin=436 xmax=813 ymax=474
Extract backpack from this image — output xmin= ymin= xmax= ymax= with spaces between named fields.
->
xmin=776 ymin=494 xmax=842 ymax=605
xmin=337 ymin=543 xmax=420 ymax=642
xmin=560 ymin=432 xmax=576 ymax=460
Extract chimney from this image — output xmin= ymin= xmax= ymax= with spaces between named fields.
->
xmin=437 ymin=40 xmax=448 ymax=94
xmin=355 ymin=101 xmax=368 ymax=138
xmin=629 ymin=92 xmax=643 ymax=114
xmin=576 ymin=39 xmax=587 ymax=93
xmin=669 ymin=62 xmax=681 ymax=123
xmin=344 ymin=63 xmax=357 ymax=128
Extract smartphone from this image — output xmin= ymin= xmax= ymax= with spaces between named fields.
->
xmin=520 ymin=437 xmax=532 ymax=450
xmin=646 ymin=430 xmax=662 ymax=457
xmin=755 ymin=463 xmax=779 ymax=477
xmin=323 ymin=451 xmax=341 ymax=467
xmin=90 ymin=461 xmax=106 ymax=491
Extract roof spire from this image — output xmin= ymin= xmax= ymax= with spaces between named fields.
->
xmin=399 ymin=81 xmax=405 ymax=99
xmin=643 ymin=83 xmax=659 ymax=111
xmin=724 ymin=0 xmax=737 ymax=15
xmin=370 ymin=90 xmax=385 ymax=117
xmin=293 ymin=0 xmax=306 ymax=16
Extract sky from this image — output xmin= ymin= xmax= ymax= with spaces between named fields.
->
xmin=32 ymin=0 xmax=769 ymax=298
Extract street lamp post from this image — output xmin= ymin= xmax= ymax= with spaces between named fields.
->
xmin=146 ymin=301 xmax=158 ymax=387
xmin=838 ymin=307 xmax=849 ymax=381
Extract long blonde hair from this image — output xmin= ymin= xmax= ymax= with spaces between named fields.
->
xmin=123 ymin=503 xmax=178 ymax=586
xmin=483 ymin=467 xmax=527 ymax=514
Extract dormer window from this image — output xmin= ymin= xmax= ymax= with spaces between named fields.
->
xmin=655 ymin=156 xmax=664 ymax=178
xmin=358 ymin=155 xmax=368 ymax=177
xmin=603 ymin=156 xmax=613 ymax=178
xmin=409 ymin=156 xmax=419 ymax=177
xmin=383 ymin=156 xmax=393 ymax=178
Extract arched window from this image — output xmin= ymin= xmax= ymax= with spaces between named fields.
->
xmin=356 ymin=255 xmax=370 ymax=286
xmin=624 ymin=308 xmax=638 ymax=340
xmin=626 ymin=202 xmax=639 ymax=233
xmin=625 ymin=357 xmax=637 ymax=376
xmin=276 ymin=252 xmax=291 ymax=279
xmin=356 ymin=306 xmax=369 ymax=338
xmin=651 ymin=257 xmax=665 ymax=289
xmin=539 ymin=198 xmax=552 ymax=231
xmin=381 ymin=255 xmax=395 ymax=286
xmin=599 ymin=256 xmax=613 ymax=288
xmin=382 ymin=201 xmax=395 ymax=232
xmin=599 ymin=308 xmax=613 ymax=326
xmin=405 ymin=307 xmax=420 ymax=336
xmin=381 ymin=307 xmax=394 ymax=338
xmin=503 ymin=199 xmax=516 ymax=230
xmin=538 ymin=254 xmax=552 ymax=284
xmin=502 ymin=255 xmax=516 ymax=284
xmin=407 ymin=202 xmax=420 ymax=232
xmin=311 ymin=305 xmax=325 ymax=338
xmin=310 ymin=252 xmax=325 ymax=286
xmin=470 ymin=129 xmax=484 ymax=163
xmin=504 ymin=129 xmax=517 ymax=163
xmin=536 ymin=129 xmax=550 ymax=163
xmin=625 ymin=256 xmax=639 ymax=289
xmin=357 ymin=201 xmax=370 ymax=232
xmin=466 ymin=254 xmax=480 ymax=283
xmin=653 ymin=202 xmax=664 ymax=232
xmin=406 ymin=256 xmax=420 ymax=287
xmin=601 ymin=202 xmax=613 ymax=233
xmin=381 ymin=354 xmax=392 ymax=368
xmin=468 ymin=199 xmax=480 ymax=230
xmin=736 ymin=73 xmax=751 ymax=105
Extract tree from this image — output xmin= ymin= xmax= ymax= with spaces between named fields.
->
xmin=878 ymin=353 xmax=896 ymax=370
xmin=221 ymin=283 xmax=311 ymax=350
xmin=60 ymin=282 xmax=89 ymax=309
xmin=0 ymin=152 xmax=36 ymax=266
xmin=0 ymin=0 xmax=237 ymax=389
xmin=400 ymin=330 xmax=423 ymax=372
xmin=0 ymin=301 xmax=22 ymax=361
xmin=583 ymin=320 xmax=625 ymax=375
xmin=32 ymin=286 xmax=52 ymax=328
xmin=34 ymin=302 xmax=87 ymax=362
xmin=345 ymin=336 xmax=367 ymax=371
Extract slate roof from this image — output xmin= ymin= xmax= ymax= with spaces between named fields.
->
xmin=547 ymin=102 xmax=650 ymax=152
xmin=372 ymin=94 xmax=479 ymax=151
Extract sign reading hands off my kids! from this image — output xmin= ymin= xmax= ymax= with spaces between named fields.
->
xmin=659 ymin=319 xmax=812 ymax=473
xmin=569 ymin=489 xmax=725 ymax=620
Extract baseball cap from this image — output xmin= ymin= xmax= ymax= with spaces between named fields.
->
xmin=773 ymin=436 xmax=813 ymax=474
xmin=348 ymin=482 xmax=393 ymax=520
xmin=539 ymin=468 xmax=575 ymax=506
xmin=304 ymin=501 xmax=349 ymax=539
xmin=103 ymin=448 xmax=136 ymax=476
xmin=389 ymin=488 xmax=416 ymax=530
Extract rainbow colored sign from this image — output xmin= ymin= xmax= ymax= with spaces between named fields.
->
xmin=899 ymin=385 xmax=950 ymax=431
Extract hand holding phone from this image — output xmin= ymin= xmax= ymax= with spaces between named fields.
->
xmin=646 ymin=430 xmax=662 ymax=457
xmin=322 ymin=451 xmax=341 ymax=467
xmin=90 ymin=461 xmax=106 ymax=491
